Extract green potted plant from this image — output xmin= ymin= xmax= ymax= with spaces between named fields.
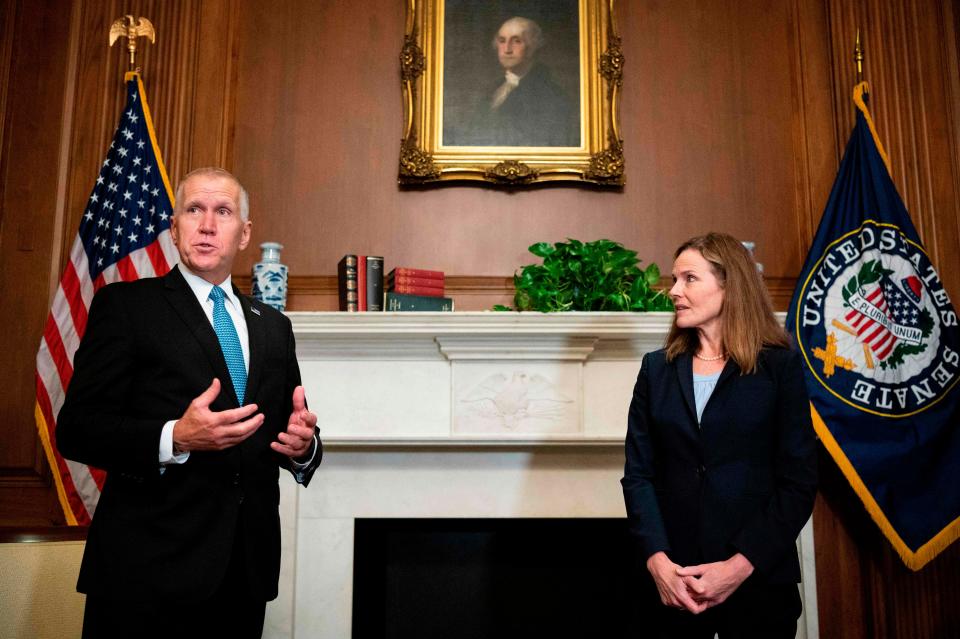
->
xmin=495 ymin=239 xmax=674 ymax=312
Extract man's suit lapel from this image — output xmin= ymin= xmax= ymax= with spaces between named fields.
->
xmin=235 ymin=285 xmax=265 ymax=404
xmin=162 ymin=266 xmax=239 ymax=407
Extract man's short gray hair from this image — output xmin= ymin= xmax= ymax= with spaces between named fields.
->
xmin=492 ymin=16 xmax=544 ymax=53
xmin=174 ymin=167 xmax=250 ymax=221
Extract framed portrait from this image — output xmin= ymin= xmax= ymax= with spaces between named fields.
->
xmin=398 ymin=0 xmax=624 ymax=186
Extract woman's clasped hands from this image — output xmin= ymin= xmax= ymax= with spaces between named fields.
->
xmin=646 ymin=551 xmax=754 ymax=614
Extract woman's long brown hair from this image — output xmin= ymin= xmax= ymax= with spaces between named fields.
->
xmin=665 ymin=232 xmax=789 ymax=374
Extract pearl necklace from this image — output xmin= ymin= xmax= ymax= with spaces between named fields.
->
xmin=694 ymin=352 xmax=726 ymax=362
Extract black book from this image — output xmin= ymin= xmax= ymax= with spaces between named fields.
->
xmin=385 ymin=292 xmax=454 ymax=311
xmin=366 ymin=256 xmax=385 ymax=312
xmin=338 ymin=255 xmax=359 ymax=312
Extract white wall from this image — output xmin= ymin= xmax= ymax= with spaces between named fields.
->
xmin=0 ymin=541 xmax=86 ymax=639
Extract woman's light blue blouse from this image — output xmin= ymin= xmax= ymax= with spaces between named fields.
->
xmin=693 ymin=371 xmax=722 ymax=423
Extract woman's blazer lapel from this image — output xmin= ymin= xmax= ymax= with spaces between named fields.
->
xmin=673 ymin=352 xmax=740 ymax=429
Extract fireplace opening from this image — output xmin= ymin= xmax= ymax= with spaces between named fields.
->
xmin=352 ymin=518 xmax=652 ymax=638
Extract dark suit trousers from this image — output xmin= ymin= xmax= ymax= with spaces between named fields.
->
xmin=652 ymin=581 xmax=801 ymax=639
xmin=81 ymin=524 xmax=267 ymax=639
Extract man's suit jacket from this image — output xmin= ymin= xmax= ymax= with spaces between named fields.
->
xmin=57 ymin=265 xmax=321 ymax=603
xmin=621 ymin=347 xmax=817 ymax=584
xmin=487 ymin=63 xmax=578 ymax=147
xmin=448 ymin=63 xmax=578 ymax=147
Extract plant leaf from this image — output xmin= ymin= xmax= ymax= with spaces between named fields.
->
xmin=644 ymin=263 xmax=661 ymax=285
xmin=528 ymin=242 xmax=555 ymax=257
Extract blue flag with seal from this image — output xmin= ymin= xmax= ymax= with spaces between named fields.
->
xmin=787 ymin=82 xmax=960 ymax=570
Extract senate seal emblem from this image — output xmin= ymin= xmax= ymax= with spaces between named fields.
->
xmin=794 ymin=221 xmax=960 ymax=417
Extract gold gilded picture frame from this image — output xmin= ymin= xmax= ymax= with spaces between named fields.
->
xmin=398 ymin=0 xmax=623 ymax=186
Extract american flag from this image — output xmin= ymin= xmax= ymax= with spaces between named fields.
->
xmin=35 ymin=72 xmax=178 ymax=525
xmin=844 ymin=277 xmax=922 ymax=361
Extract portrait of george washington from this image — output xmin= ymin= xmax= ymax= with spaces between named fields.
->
xmin=441 ymin=1 xmax=581 ymax=148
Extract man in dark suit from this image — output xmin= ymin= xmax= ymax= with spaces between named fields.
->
xmin=57 ymin=167 xmax=321 ymax=638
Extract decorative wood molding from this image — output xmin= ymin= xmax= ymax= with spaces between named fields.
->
xmin=0 ymin=468 xmax=51 ymax=489
xmin=231 ymin=274 xmax=799 ymax=312
xmin=0 ymin=526 xmax=88 ymax=543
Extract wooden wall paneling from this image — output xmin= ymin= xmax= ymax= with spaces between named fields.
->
xmin=826 ymin=0 xmax=960 ymax=301
xmin=61 ymin=0 xmax=131 ymax=274
xmin=189 ymin=0 xmax=239 ymax=170
xmin=824 ymin=0 xmax=863 ymax=152
xmin=0 ymin=0 xmax=74 ymax=525
xmin=813 ymin=452 xmax=874 ymax=639
xmin=0 ymin=0 xmax=15 ymax=184
xmin=229 ymin=0 xmax=836 ymax=307
xmin=50 ymin=0 xmax=84 ymax=299
xmin=916 ymin=0 xmax=960 ymax=302
xmin=816 ymin=443 xmax=960 ymax=639
xmin=945 ymin=0 xmax=960 ymax=296
xmin=789 ymin=0 xmax=844 ymax=255
xmin=60 ymin=0 xmax=237 ymax=268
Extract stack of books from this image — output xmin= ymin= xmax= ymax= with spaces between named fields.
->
xmin=386 ymin=267 xmax=453 ymax=311
xmin=337 ymin=255 xmax=384 ymax=312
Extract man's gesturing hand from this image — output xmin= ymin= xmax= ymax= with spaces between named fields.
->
xmin=172 ymin=378 xmax=264 ymax=452
xmin=271 ymin=385 xmax=316 ymax=460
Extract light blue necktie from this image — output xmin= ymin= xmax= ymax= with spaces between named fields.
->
xmin=209 ymin=285 xmax=246 ymax=405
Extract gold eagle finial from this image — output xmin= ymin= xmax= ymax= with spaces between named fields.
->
xmin=109 ymin=15 xmax=156 ymax=69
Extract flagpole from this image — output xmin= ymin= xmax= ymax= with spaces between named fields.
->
xmin=854 ymin=29 xmax=864 ymax=85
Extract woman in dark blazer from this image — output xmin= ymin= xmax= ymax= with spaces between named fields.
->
xmin=622 ymin=232 xmax=817 ymax=638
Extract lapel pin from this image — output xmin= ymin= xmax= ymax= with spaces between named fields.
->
xmin=251 ymin=307 xmax=261 ymax=316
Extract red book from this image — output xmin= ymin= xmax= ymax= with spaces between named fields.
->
xmin=389 ymin=267 xmax=444 ymax=281
xmin=358 ymin=254 xmax=367 ymax=311
xmin=389 ymin=283 xmax=445 ymax=297
xmin=388 ymin=275 xmax=445 ymax=288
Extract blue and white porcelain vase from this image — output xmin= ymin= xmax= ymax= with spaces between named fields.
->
xmin=252 ymin=242 xmax=288 ymax=311
xmin=741 ymin=240 xmax=764 ymax=276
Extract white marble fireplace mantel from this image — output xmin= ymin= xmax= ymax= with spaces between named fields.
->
xmin=290 ymin=311 xmax=676 ymax=446
xmin=266 ymin=311 xmax=816 ymax=639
